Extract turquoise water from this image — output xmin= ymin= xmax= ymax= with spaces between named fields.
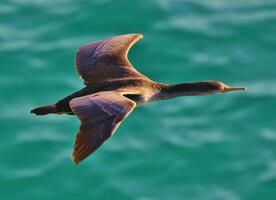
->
xmin=1 ymin=0 xmax=276 ymax=199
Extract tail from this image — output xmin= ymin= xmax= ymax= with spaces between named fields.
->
xmin=31 ymin=104 xmax=58 ymax=115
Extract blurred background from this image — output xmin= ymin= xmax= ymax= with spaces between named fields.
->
xmin=1 ymin=0 xmax=276 ymax=199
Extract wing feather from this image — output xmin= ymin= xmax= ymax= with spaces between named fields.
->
xmin=69 ymin=91 xmax=136 ymax=164
xmin=75 ymin=34 xmax=147 ymax=85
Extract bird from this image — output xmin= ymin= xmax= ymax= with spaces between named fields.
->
xmin=31 ymin=33 xmax=246 ymax=164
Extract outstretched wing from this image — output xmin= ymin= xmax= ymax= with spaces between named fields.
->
xmin=69 ymin=91 xmax=136 ymax=164
xmin=75 ymin=33 xmax=147 ymax=85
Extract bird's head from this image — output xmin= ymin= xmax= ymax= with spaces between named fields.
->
xmin=204 ymin=81 xmax=246 ymax=94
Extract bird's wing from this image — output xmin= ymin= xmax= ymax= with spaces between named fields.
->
xmin=69 ymin=91 xmax=136 ymax=164
xmin=75 ymin=33 xmax=148 ymax=85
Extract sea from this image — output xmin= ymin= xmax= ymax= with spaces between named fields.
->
xmin=1 ymin=0 xmax=276 ymax=199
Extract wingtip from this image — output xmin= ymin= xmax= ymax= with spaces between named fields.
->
xmin=71 ymin=155 xmax=80 ymax=165
xmin=119 ymin=33 xmax=143 ymax=41
xmin=133 ymin=33 xmax=143 ymax=40
xmin=124 ymin=33 xmax=143 ymax=37
xmin=135 ymin=33 xmax=143 ymax=39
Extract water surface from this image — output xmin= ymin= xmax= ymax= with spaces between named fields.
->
xmin=1 ymin=0 xmax=276 ymax=199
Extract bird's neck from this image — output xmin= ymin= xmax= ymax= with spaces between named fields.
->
xmin=152 ymin=82 xmax=218 ymax=101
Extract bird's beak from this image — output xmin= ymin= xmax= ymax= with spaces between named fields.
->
xmin=222 ymin=86 xmax=247 ymax=93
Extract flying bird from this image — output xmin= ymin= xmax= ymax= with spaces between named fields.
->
xmin=31 ymin=34 xmax=246 ymax=164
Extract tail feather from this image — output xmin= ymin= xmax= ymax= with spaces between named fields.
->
xmin=31 ymin=104 xmax=58 ymax=115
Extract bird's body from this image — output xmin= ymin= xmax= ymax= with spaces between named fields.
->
xmin=31 ymin=34 xmax=245 ymax=164
xmin=55 ymin=78 xmax=159 ymax=114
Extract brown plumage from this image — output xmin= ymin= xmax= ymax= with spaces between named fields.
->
xmin=31 ymin=33 xmax=246 ymax=164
